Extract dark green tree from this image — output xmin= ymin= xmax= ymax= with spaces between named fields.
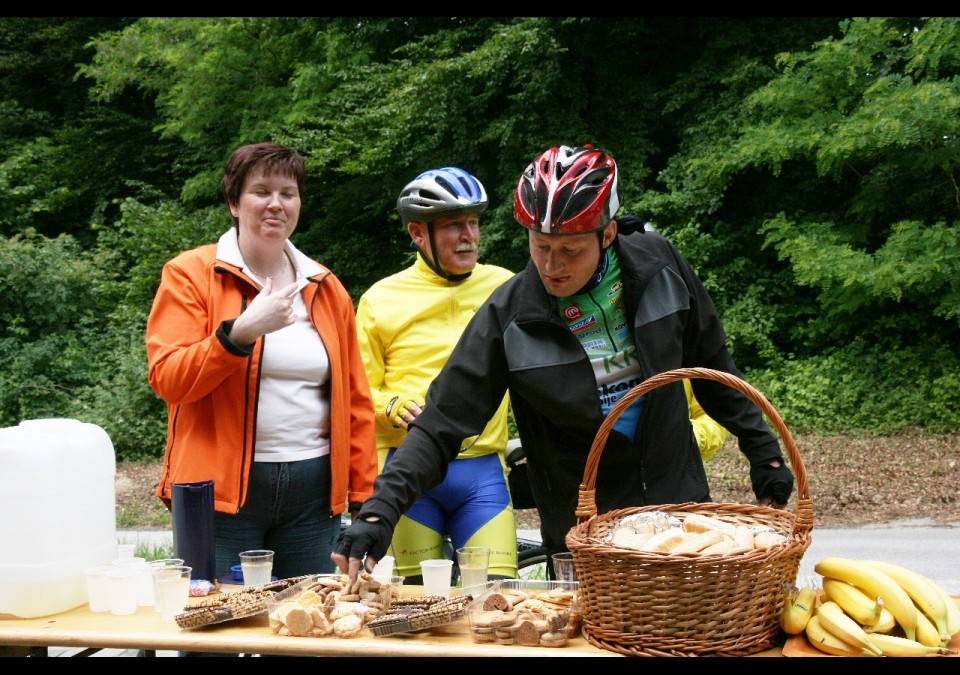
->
xmin=639 ymin=17 xmax=960 ymax=431
xmin=0 ymin=17 xmax=184 ymax=245
xmin=2 ymin=17 xmax=957 ymax=457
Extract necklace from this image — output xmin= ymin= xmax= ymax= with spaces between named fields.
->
xmin=247 ymin=254 xmax=289 ymax=280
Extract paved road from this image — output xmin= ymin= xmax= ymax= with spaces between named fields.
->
xmin=794 ymin=519 xmax=960 ymax=595
xmin=518 ymin=518 xmax=960 ymax=595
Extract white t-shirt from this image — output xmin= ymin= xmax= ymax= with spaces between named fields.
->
xmin=254 ymin=291 xmax=331 ymax=462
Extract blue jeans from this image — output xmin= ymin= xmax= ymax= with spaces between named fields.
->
xmin=214 ymin=456 xmax=339 ymax=580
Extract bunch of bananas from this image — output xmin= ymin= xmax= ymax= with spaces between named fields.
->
xmin=780 ymin=556 xmax=959 ymax=656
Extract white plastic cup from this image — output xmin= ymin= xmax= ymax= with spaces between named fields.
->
xmin=150 ymin=558 xmax=185 ymax=565
xmin=239 ymin=549 xmax=274 ymax=587
xmin=117 ymin=542 xmax=136 ymax=559
xmin=111 ymin=556 xmax=146 ymax=568
xmin=371 ymin=555 xmax=396 ymax=585
xmin=149 ymin=558 xmax=185 ymax=613
xmin=112 ymin=556 xmax=153 ymax=606
xmin=154 ymin=565 xmax=192 ymax=621
xmin=456 ymin=546 xmax=490 ymax=588
xmin=107 ymin=567 xmax=141 ymax=616
xmin=84 ymin=565 xmax=116 ymax=612
xmin=419 ymin=559 xmax=454 ymax=599
xmin=385 ymin=576 xmax=405 ymax=602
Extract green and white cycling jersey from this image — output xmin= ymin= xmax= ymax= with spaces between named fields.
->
xmin=556 ymin=248 xmax=645 ymax=440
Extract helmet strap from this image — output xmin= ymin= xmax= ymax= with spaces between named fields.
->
xmin=570 ymin=245 xmax=610 ymax=296
xmin=414 ymin=222 xmax=472 ymax=282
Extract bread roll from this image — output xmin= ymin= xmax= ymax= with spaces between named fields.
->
xmin=640 ymin=527 xmax=687 ymax=553
xmin=670 ymin=529 xmax=724 ymax=554
xmin=700 ymin=537 xmax=737 ymax=555
xmin=611 ymin=525 xmax=653 ymax=549
xmin=733 ymin=525 xmax=756 ymax=550
xmin=754 ymin=531 xmax=788 ymax=549
xmin=682 ymin=513 xmax=737 ymax=537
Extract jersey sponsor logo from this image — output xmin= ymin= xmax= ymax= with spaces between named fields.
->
xmin=582 ymin=338 xmax=606 ymax=351
xmin=608 ymin=280 xmax=622 ymax=295
xmin=578 ymin=327 xmax=603 ymax=338
xmin=563 ymin=305 xmax=583 ymax=320
xmin=602 ymin=344 xmax=639 ymax=374
xmin=598 ymin=375 xmax=645 ymax=408
xmin=569 ymin=315 xmax=597 ymax=333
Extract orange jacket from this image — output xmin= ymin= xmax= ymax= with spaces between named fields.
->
xmin=146 ymin=233 xmax=377 ymax=516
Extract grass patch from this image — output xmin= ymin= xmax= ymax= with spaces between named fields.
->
xmin=518 ymin=562 xmax=547 ymax=580
xmin=116 ymin=501 xmax=172 ymax=530
xmin=135 ymin=541 xmax=175 ymax=560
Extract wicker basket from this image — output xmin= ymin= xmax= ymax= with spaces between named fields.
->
xmin=565 ymin=367 xmax=813 ymax=657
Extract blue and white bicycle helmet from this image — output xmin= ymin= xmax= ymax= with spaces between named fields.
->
xmin=397 ymin=166 xmax=488 ymax=226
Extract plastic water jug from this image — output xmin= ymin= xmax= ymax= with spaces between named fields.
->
xmin=0 ymin=418 xmax=118 ymax=618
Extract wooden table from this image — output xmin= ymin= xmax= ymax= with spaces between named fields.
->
xmin=0 ymin=584 xmax=786 ymax=657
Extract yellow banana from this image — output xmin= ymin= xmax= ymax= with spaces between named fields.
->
xmin=860 ymin=559 xmax=949 ymax=642
xmin=814 ymin=556 xmax=918 ymax=641
xmin=815 ymin=600 xmax=883 ymax=656
xmin=804 ymin=614 xmax=878 ymax=657
xmin=866 ymin=632 xmax=950 ymax=656
xmin=914 ymin=604 xmax=945 ymax=647
xmin=780 ymin=583 xmax=818 ymax=634
xmin=863 ymin=607 xmax=897 ymax=634
xmin=822 ymin=577 xmax=882 ymax=625
xmin=929 ymin=578 xmax=960 ymax=638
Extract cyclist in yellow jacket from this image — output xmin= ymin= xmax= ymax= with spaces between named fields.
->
xmin=355 ymin=167 xmax=517 ymax=583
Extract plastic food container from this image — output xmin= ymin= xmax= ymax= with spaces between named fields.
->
xmin=466 ymin=579 xmax=581 ymax=648
xmin=366 ymin=582 xmax=495 ymax=637
xmin=174 ymin=575 xmax=311 ymax=630
xmin=263 ymin=573 xmax=401 ymax=638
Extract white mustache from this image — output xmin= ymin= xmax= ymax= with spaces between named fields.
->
xmin=455 ymin=243 xmax=478 ymax=253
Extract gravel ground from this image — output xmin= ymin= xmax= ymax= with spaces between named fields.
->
xmin=510 ymin=429 xmax=960 ymax=532
xmin=117 ymin=430 xmax=960 ymax=532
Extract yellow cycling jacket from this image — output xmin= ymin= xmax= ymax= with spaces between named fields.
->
xmin=356 ymin=254 xmax=514 ymax=465
xmin=685 ymin=379 xmax=731 ymax=461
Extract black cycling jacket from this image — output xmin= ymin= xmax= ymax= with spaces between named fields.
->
xmin=358 ymin=228 xmax=784 ymax=556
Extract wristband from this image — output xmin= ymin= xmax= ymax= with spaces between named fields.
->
xmin=385 ymin=396 xmax=399 ymax=418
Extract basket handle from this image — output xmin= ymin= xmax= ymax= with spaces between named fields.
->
xmin=575 ymin=367 xmax=812 ymax=537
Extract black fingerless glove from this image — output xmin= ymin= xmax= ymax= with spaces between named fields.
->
xmin=750 ymin=459 xmax=794 ymax=504
xmin=332 ymin=516 xmax=393 ymax=562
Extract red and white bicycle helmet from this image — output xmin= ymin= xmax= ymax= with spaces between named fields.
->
xmin=513 ymin=144 xmax=621 ymax=234
xmin=396 ymin=166 xmax=488 ymax=226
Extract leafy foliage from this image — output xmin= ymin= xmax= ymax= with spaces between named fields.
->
xmin=749 ymin=339 xmax=960 ymax=433
xmin=1 ymin=17 xmax=959 ymax=462
xmin=0 ymin=231 xmax=115 ymax=424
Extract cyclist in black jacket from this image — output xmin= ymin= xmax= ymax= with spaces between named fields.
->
xmin=333 ymin=144 xmax=793 ymax=580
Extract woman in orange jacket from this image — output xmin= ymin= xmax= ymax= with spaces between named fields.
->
xmin=146 ymin=142 xmax=377 ymax=579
